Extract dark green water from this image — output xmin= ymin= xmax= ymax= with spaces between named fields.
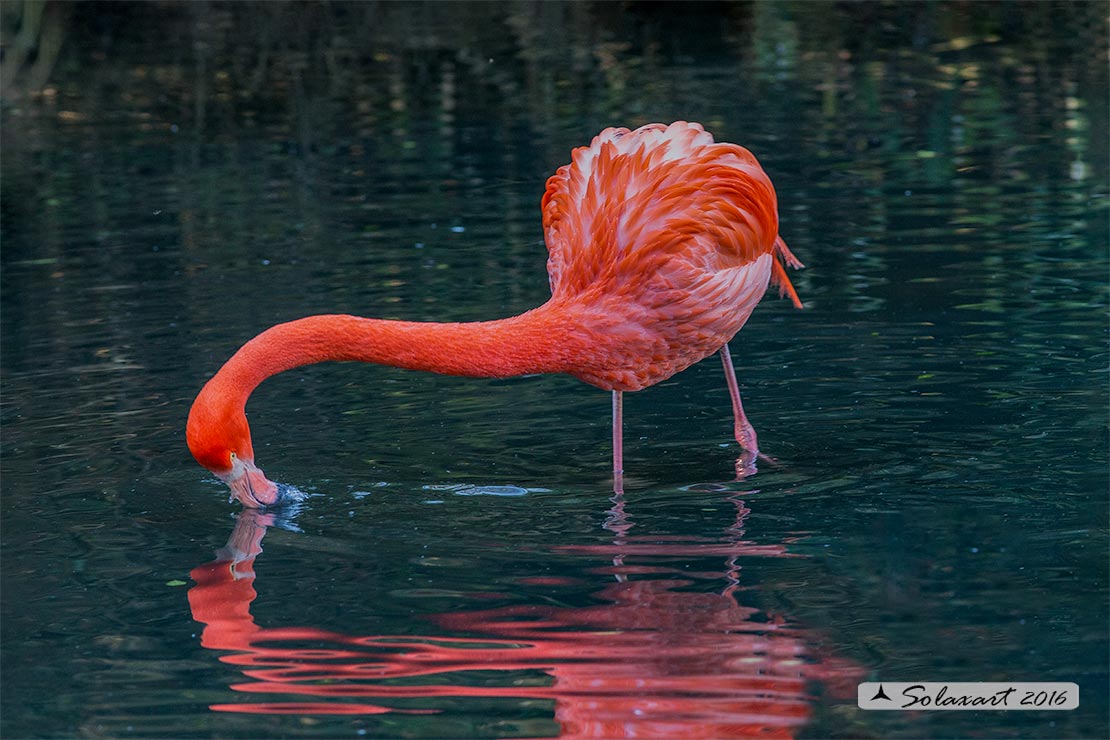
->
xmin=2 ymin=2 xmax=1107 ymax=738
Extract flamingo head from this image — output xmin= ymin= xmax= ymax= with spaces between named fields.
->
xmin=186 ymin=400 xmax=281 ymax=508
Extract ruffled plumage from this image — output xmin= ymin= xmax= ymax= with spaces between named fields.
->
xmin=538 ymin=121 xmax=802 ymax=389
xmin=542 ymin=121 xmax=800 ymax=302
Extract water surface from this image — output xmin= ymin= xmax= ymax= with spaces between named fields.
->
xmin=2 ymin=2 xmax=1107 ymax=738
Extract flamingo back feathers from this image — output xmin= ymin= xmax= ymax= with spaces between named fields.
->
xmin=542 ymin=122 xmax=797 ymax=303
xmin=538 ymin=122 xmax=802 ymax=390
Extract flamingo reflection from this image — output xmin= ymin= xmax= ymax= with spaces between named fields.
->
xmin=188 ymin=494 xmax=859 ymax=737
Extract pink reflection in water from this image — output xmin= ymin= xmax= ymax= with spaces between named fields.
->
xmin=188 ymin=495 xmax=860 ymax=737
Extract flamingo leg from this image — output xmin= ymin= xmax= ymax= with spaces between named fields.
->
xmin=612 ymin=390 xmax=624 ymax=492
xmin=719 ymin=343 xmax=759 ymax=454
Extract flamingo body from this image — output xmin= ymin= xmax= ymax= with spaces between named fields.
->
xmin=542 ymin=123 xmax=797 ymax=389
xmin=186 ymin=122 xmax=802 ymax=507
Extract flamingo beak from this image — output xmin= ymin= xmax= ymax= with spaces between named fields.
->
xmin=223 ymin=456 xmax=280 ymax=508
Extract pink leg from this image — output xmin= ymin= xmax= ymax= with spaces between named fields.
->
xmin=612 ymin=390 xmax=624 ymax=492
xmin=719 ymin=344 xmax=759 ymax=454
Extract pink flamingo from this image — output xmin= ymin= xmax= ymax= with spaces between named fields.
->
xmin=187 ymin=121 xmax=802 ymax=506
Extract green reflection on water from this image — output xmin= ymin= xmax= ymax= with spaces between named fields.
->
xmin=1 ymin=2 xmax=1106 ymax=739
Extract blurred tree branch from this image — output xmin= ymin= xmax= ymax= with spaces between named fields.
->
xmin=1 ymin=0 xmax=71 ymax=98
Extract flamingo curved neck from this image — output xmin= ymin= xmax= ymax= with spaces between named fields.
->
xmin=197 ymin=302 xmax=581 ymax=415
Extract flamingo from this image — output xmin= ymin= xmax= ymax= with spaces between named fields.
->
xmin=186 ymin=121 xmax=803 ymax=507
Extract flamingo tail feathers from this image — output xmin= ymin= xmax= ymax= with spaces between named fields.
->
xmin=771 ymin=236 xmax=804 ymax=309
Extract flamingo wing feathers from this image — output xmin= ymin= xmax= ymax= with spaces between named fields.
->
xmin=541 ymin=121 xmax=800 ymax=306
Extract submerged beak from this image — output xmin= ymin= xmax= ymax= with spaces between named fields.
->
xmin=223 ymin=457 xmax=280 ymax=508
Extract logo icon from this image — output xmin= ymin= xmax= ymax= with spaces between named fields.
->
xmin=870 ymin=684 xmax=892 ymax=702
